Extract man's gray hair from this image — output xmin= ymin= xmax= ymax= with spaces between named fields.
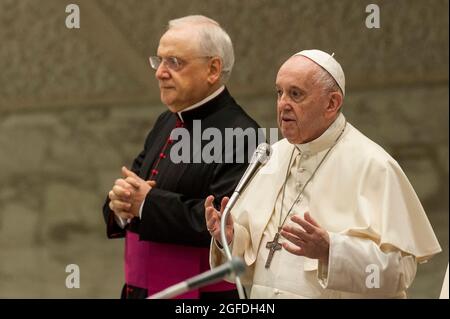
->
xmin=312 ymin=65 xmax=343 ymax=98
xmin=168 ymin=15 xmax=235 ymax=84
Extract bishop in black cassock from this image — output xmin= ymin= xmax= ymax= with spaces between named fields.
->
xmin=103 ymin=86 xmax=260 ymax=298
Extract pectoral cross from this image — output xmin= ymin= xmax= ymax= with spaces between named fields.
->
xmin=265 ymin=231 xmax=282 ymax=268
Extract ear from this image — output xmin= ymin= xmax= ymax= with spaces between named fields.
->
xmin=207 ymin=57 xmax=222 ymax=85
xmin=325 ymin=91 xmax=343 ymax=118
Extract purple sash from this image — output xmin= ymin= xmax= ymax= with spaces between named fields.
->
xmin=125 ymin=231 xmax=236 ymax=298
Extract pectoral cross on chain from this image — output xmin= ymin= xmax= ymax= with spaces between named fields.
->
xmin=265 ymin=231 xmax=282 ymax=268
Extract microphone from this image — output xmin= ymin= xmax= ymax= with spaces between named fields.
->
xmin=224 ymin=142 xmax=271 ymax=218
xmin=219 ymin=143 xmax=272 ymax=299
xmin=220 ymin=142 xmax=272 ymax=260
xmin=234 ymin=142 xmax=272 ymax=194
xmin=147 ymin=257 xmax=246 ymax=299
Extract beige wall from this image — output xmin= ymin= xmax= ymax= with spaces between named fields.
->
xmin=0 ymin=0 xmax=448 ymax=298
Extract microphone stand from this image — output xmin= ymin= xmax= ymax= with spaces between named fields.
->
xmin=147 ymin=257 xmax=245 ymax=299
xmin=148 ymin=143 xmax=271 ymax=300
xmin=220 ymin=193 xmax=247 ymax=299
xmin=219 ymin=143 xmax=271 ymax=299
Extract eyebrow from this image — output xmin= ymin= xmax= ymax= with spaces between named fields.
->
xmin=275 ymin=85 xmax=305 ymax=93
xmin=290 ymin=86 xmax=304 ymax=92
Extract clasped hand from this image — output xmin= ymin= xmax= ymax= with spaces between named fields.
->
xmin=108 ymin=166 xmax=156 ymax=220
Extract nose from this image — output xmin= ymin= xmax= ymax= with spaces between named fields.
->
xmin=155 ymin=62 xmax=170 ymax=80
xmin=277 ymin=93 xmax=292 ymax=111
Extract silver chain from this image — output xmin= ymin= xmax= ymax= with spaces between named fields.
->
xmin=278 ymin=120 xmax=347 ymax=230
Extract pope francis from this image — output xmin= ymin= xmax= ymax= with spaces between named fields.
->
xmin=204 ymin=49 xmax=442 ymax=299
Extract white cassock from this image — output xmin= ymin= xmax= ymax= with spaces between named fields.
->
xmin=210 ymin=113 xmax=442 ymax=298
xmin=440 ymin=264 xmax=448 ymax=299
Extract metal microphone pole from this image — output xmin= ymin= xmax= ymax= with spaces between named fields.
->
xmin=219 ymin=143 xmax=271 ymax=299
xmin=147 ymin=257 xmax=246 ymax=299
xmin=220 ymin=192 xmax=246 ymax=299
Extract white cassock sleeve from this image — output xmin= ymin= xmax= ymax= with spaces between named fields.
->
xmin=210 ymin=223 xmax=255 ymax=286
xmin=318 ymin=232 xmax=417 ymax=296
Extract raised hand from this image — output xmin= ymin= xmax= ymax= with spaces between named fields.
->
xmin=280 ymin=212 xmax=330 ymax=264
xmin=204 ymin=195 xmax=234 ymax=246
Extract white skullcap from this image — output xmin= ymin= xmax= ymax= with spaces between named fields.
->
xmin=294 ymin=49 xmax=345 ymax=95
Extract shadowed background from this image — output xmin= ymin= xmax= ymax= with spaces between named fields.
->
xmin=0 ymin=0 xmax=448 ymax=298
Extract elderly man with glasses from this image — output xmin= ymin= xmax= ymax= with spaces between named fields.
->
xmin=102 ymin=15 xmax=260 ymax=299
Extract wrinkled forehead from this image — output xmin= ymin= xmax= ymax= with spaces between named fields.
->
xmin=276 ymin=56 xmax=319 ymax=88
xmin=158 ymin=27 xmax=202 ymax=56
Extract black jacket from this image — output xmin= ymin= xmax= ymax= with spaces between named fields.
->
xmin=102 ymin=88 xmax=261 ymax=247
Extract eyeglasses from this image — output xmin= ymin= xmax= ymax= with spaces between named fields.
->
xmin=149 ymin=56 xmax=212 ymax=71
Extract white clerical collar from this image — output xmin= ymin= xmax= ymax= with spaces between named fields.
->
xmin=177 ymin=86 xmax=225 ymax=122
xmin=295 ymin=112 xmax=346 ymax=155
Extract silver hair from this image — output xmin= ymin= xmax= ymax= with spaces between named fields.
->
xmin=312 ymin=65 xmax=343 ymax=98
xmin=168 ymin=15 xmax=235 ymax=84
